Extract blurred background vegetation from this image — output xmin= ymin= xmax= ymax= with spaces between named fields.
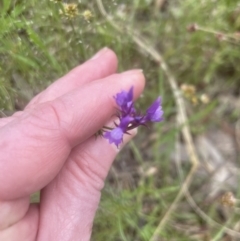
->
xmin=1 ymin=0 xmax=240 ymax=240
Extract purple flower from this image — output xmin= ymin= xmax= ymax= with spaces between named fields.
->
xmin=103 ymin=87 xmax=164 ymax=147
xmin=145 ymin=97 xmax=164 ymax=122
xmin=104 ymin=116 xmax=133 ymax=147
xmin=114 ymin=86 xmax=135 ymax=116
xmin=104 ymin=128 xmax=124 ymax=147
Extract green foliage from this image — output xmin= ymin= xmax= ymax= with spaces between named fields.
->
xmin=1 ymin=0 xmax=240 ymax=240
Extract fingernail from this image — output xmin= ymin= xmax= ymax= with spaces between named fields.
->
xmin=90 ymin=47 xmax=109 ymax=60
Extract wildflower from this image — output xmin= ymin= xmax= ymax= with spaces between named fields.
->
xmin=191 ymin=96 xmax=198 ymax=105
xmin=83 ymin=10 xmax=93 ymax=21
xmin=145 ymin=97 xmax=163 ymax=122
xmin=130 ymin=97 xmax=163 ymax=126
xmin=103 ymin=87 xmax=164 ymax=147
xmin=181 ymin=83 xmax=198 ymax=105
xmin=104 ymin=116 xmax=133 ymax=147
xmin=220 ymin=192 xmax=236 ymax=207
xmin=181 ymin=84 xmax=196 ymax=97
xmin=114 ymin=86 xmax=135 ymax=116
xmin=60 ymin=3 xmax=78 ymax=19
xmin=187 ymin=23 xmax=198 ymax=32
xmin=200 ymin=94 xmax=210 ymax=104
xmin=216 ymin=33 xmax=226 ymax=42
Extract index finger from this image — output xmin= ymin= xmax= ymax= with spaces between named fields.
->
xmin=0 ymin=70 xmax=145 ymax=200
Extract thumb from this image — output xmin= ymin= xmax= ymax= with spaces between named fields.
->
xmin=37 ymin=129 xmax=138 ymax=241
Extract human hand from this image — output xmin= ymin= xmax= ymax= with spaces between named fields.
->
xmin=0 ymin=48 xmax=145 ymax=241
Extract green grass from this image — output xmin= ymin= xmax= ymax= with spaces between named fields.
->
xmin=1 ymin=0 xmax=240 ymax=240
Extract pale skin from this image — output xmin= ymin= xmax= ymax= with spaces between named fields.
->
xmin=0 ymin=48 xmax=145 ymax=241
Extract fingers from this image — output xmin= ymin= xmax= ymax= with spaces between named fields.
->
xmin=37 ymin=129 xmax=138 ymax=241
xmin=0 ymin=197 xmax=29 ymax=230
xmin=0 ymin=70 xmax=145 ymax=200
xmin=0 ymin=204 xmax=38 ymax=241
xmin=26 ymin=47 xmax=118 ymax=108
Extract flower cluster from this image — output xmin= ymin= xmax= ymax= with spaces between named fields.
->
xmin=180 ymin=83 xmax=210 ymax=105
xmin=220 ymin=192 xmax=236 ymax=207
xmin=60 ymin=3 xmax=78 ymax=19
xmin=103 ymin=87 xmax=163 ymax=147
xmin=83 ymin=10 xmax=93 ymax=22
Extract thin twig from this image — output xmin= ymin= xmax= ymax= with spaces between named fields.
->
xmin=95 ymin=0 xmax=240 ymax=239
xmin=195 ymin=25 xmax=240 ymax=45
